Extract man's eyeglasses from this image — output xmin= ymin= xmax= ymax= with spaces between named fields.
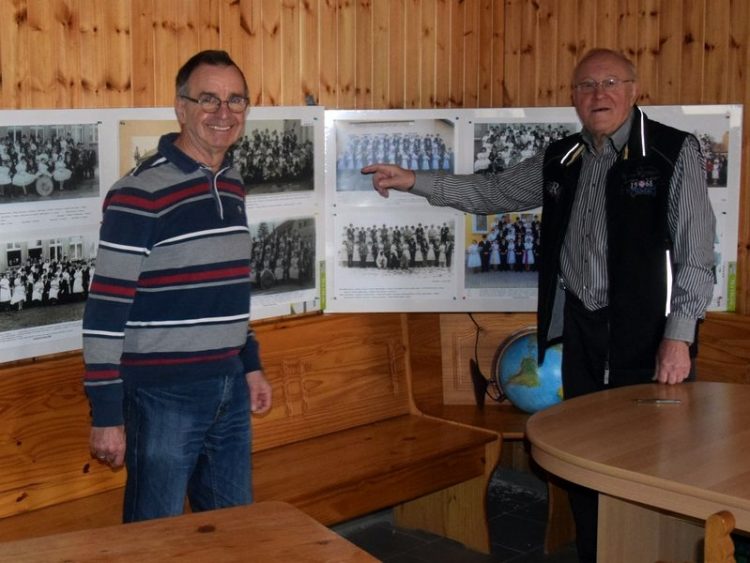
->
xmin=179 ymin=93 xmax=249 ymax=113
xmin=572 ymin=78 xmax=635 ymax=94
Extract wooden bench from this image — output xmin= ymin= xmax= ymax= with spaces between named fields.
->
xmin=0 ymin=312 xmax=501 ymax=553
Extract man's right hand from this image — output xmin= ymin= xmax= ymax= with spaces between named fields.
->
xmin=90 ymin=425 xmax=126 ymax=468
xmin=360 ymin=164 xmax=416 ymax=198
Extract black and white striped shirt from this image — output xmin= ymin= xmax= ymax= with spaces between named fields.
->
xmin=411 ymin=112 xmax=715 ymax=343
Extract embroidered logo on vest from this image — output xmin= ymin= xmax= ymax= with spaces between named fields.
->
xmin=544 ymin=180 xmax=562 ymax=201
xmin=624 ymin=165 xmax=659 ymax=198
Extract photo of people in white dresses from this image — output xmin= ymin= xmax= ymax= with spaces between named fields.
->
xmin=335 ymin=119 xmax=455 ymax=192
xmin=473 ymin=121 xmax=578 ymax=173
xmin=249 ymin=217 xmax=316 ymax=295
xmin=464 ymin=212 xmax=540 ymax=290
xmin=0 ymin=124 xmax=99 ymax=203
xmin=233 ymin=120 xmax=314 ymax=195
xmin=0 ymin=234 xmax=97 ymax=331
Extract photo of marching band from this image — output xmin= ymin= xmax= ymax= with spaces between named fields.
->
xmin=0 ymin=124 xmax=99 ymax=203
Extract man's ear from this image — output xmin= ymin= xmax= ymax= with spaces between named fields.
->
xmin=174 ymin=97 xmax=186 ymax=124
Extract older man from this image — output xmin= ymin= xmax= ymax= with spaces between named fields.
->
xmin=83 ymin=50 xmax=272 ymax=523
xmin=363 ymin=48 xmax=715 ymax=561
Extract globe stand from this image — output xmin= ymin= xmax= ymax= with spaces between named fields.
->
xmin=470 ymin=359 xmax=489 ymax=408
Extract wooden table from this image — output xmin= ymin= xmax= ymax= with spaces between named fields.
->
xmin=527 ymin=381 xmax=750 ymax=562
xmin=0 ymin=501 xmax=378 ymax=562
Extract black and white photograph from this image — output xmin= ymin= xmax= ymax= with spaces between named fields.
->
xmin=338 ymin=220 xmax=455 ymax=272
xmin=0 ymin=124 xmax=99 ymax=203
xmin=234 ymin=119 xmax=314 ymax=195
xmin=473 ymin=122 xmax=578 ymax=173
xmin=249 ymin=216 xmax=316 ymax=295
xmin=334 ymin=118 xmax=455 ymax=192
xmin=0 ymin=233 xmax=97 ymax=333
xmin=328 ymin=207 xmax=460 ymax=311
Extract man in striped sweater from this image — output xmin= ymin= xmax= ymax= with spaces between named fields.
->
xmin=83 ymin=50 xmax=272 ymax=523
xmin=363 ymin=48 xmax=715 ymax=562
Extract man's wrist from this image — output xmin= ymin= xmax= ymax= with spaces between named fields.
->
xmin=664 ymin=315 xmax=697 ymax=344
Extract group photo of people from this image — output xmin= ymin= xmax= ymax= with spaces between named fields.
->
xmin=232 ymin=120 xmax=315 ymax=195
xmin=336 ymin=120 xmax=455 ymax=192
xmin=0 ymin=124 xmax=99 ymax=202
xmin=338 ymin=221 xmax=455 ymax=272
xmin=464 ymin=213 xmax=540 ymax=289
xmin=249 ymin=218 xmax=316 ymax=294
xmin=0 ymin=236 xmax=97 ymax=332
xmin=473 ymin=122 xmax=577 ymax=173
xmin=696 ymin=130 xmax=729 ymax=187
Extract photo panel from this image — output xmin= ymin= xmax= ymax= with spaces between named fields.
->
xmin=325 ymin=109 xmax=461 ymax=206
xmin=645 ymin=104 xmax=742 ymax=310
xmin=326 ymin=205 xmax=462 ymax=312
xmin=248 ymin=213 xmax=321 ymax=320
xmin=0 ymin=226 xmax=99 ymax=363
xmin=0 ymin=110 xmax=109 ymax=233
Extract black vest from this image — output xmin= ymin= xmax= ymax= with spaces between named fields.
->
xmin=538 ymin=109 xmax=692 ymax=382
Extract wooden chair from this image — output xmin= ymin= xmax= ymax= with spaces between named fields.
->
xmin=705 ymin=510 xmax=736 ymax=563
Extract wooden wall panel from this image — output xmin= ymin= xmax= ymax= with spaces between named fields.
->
xmin=281 ymin=0 xmax=302 ymax=106
xmin=336 ymin=0 xmax=355 ymax=108
xmin=434 ymin=0 xmax=450 ymax=107
xmin=403 ymin=0 xmax=420 ymax=108
xmin=536 ymin=0 xmax=557 ymax=106
xmin=300 ymin=0 xmax=320 ymax=106
xmin=355 ymin=0 xmax=373 ymax=108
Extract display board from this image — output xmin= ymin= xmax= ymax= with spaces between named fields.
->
xmin=0 ymin=104 xmax=741 ymax=362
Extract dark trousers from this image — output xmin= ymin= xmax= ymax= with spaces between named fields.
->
xmin=561 ymin=292 xmax=610 ymax=563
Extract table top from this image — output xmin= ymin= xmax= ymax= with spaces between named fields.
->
xmin=0 ymin=501 xmax=378 ymax=562
xmin=527 ymin=381 xmax=750 ymax=531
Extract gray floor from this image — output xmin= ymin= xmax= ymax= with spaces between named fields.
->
xmin=332 ymin=467 xmax=579 ymax=563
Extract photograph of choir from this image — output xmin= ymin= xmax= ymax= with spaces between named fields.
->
xmin=335 ymin=119 xmax=455 ymax=192
xmin=464 ymin=213 xmax=540 ymax=290
xmin=249 ymin=217 xmax=316 ymax=295
xmin=0 ymin=236 xmax=97 ymax=332
xmin=472 ymin=122 xmax=577 ymax=173
xmin=338 ymin=221 xmax=455 ymax=273
xmin=0 ymin=124 xmax=99 ymax=202
xmin=232 ymin=120 xmax=314 ymax=195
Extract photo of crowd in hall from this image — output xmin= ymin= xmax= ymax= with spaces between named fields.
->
xmin=249 ymin=217 xmax=316 ymax=295
xmin=473 ymin=122 xmax=577 ymax=173
xmin=695 ymin=129 xmax=729 ymax=188
xmin=464 ymin=212 xmax=540 ymax=290
xmin=0 ymin=124 xmax=99 ymax=203
xmin=0 ymin=235 xmax=97 ymax=332
xmin=233 ymin=120 xmax=315 ymax=195
xmin=338 ymin=221 xmax=455 ymax=274
xmin=335 ymin=119 xmax=455 ymax=192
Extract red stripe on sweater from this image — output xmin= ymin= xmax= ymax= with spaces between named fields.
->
xmin=139 ymin=266 xmax=250 ymax=287
xmin=90 ymin=281 xmax=137 ymax=297
xmin=85 ymin=370 xmax=120 ymax=381
xmin=122 ymin=349 xmax=239 ymax=366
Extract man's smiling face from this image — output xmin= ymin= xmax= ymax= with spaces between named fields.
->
xmin=572 ymin=52 xmax=639 ymax=148
xmin=174 ymin=63 xmax=247 ymax=166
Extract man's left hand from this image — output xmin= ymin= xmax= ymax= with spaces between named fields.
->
xmin=654 ymin=338 xmax=691 ymax=384
xmin=246 ymin=370 xmax=272 ymax=414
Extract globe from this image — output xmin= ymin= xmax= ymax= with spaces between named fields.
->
xmin=492 ymin=328 xmax=563 ymax=414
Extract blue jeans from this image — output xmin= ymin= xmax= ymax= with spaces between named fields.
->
xmin=122 ymin=371 xmax=252 ymax=523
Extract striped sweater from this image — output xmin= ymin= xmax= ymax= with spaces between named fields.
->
xmin=83 ymin=133 xmax=261 ymax=427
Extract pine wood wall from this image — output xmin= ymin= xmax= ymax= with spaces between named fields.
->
xmin=0 ymin=0 xmax=747 ymax=312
